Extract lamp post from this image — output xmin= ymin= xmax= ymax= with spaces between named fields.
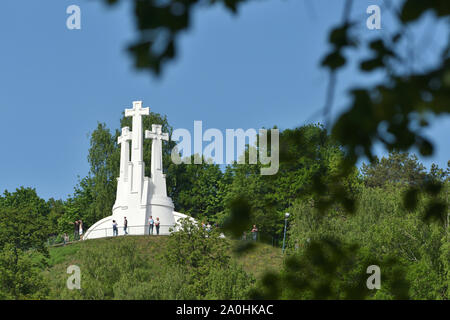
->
xmin=282 ymin=213 xmax=290 ymax=253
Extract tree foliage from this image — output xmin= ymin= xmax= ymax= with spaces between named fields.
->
xmin=167 ymin=157 xmax=226 ymax=221
xmin=166 ymin=218 xmax=254 ymax=299
xmin=0 ymin=244 xmax=49 ymax=300
xmin=361 ymin=151 xmax=428 ymax=188
xmin=0 ymin=188 xmax=50 ymax=255
xmin=0 ymin=188 xmax=50 ymax=299
xmin=268 ymin=182 xmax=450 ymax=299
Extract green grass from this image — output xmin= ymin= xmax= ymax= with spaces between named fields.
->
xmin=48 ymin=243 xmax=81 ymax=266
xmin=233 ymin=242 xmax=284 ymax=278
xmin=43 ymin=235 xmax=283 ymax=298
xmin=47 ymin=236 xmax=282 ymax=276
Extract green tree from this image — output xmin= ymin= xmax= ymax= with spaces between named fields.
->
xmin=46 ymin=198 xmax=66 ymax=236
xmin=167 ymin=155 xmax=226 ymax=221
xmin=282 ymin=181 xmax=449 ymax=299
xmin=429 ymin=162 xmax=449 ymax=183
xmin=0 ymin=187 xmax=49 ymax=219
xmin=0 ymin=208 xmax=49 ymax=256
xmin=361 ymin=151 xmax=428 ymax=188
xmin=166 ymin=218 xmax=254 ymax=298
xmin=86 ymin=123 xmax=119 ymax=226
xmin=0 ymin=188 xmax=50 ymax=299
xmin=55 ymin=176 xmax=98 ymax=240
xmin=0 ymin=243 xmax=48 ymax=299
xmin=0 ymin=188 xmax=50 ymax=254
xmin=221 ymin=124 xmax=360 ymax=240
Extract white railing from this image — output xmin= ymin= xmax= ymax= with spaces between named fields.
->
xmin=83 ymin=224 xmax=176 ymax=239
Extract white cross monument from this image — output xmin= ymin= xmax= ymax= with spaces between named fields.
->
xmin=83 ymin=101 xmax=191 ymax=239
xmin=145 ymin=124 xmax=169 ymax=197
xmin=115 ymin=126 xmax=132 ymax=207
xmin=125 ymin=101 xmax=149 ymax=195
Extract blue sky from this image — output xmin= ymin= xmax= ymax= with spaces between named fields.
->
xmin=0 ymin=0 xmax=448 ymax=200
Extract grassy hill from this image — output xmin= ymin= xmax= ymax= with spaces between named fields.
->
xmin=42 ymin=235 xmax=283 ymax=299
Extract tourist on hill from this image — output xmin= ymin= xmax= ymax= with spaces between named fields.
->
xmin=251 ymin=225 xmax=258 ymax=241
xmin=63 ymin=233 xmax=69 ymax=245
xmin=123 ymin=217 xmax=128 ymax=235
xmin=112 ymin=220 xmax=118 ymax=236
xmin=148 ymin=216 xmax=154 ymax=235
xmin=155 ymin=217 xmax=160 ymax=235
xmin=70 ymin=220 xmax=79 ymax=241
xmin=206 ymin=223 xmax=211 ymax=233
xmin=79 ymin=220 xmax=84 ymax=240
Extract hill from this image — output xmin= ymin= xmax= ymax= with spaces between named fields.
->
xmin=42 ymin=235 xmax=283 ymax=299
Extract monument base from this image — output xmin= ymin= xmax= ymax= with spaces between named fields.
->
xmin=83 ymin=211 xmax=193 ymax=240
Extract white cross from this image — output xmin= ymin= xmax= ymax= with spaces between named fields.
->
xmin=145 ymin=124 xmax=169 ymax=142
xmin=125 ymin=101 xmax=150 ymax=119
xmin=118 ymin=126 xmax=132 ymax=146
xmin=118 ymin=127 xmax=132 ymax=180
xmin=125 ymin=101 xmax=150 ymax=161
xmin=145 ymin=124 xmax=169 ymax=172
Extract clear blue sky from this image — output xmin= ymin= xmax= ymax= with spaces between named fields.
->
xmin=0 ymin=0 xmax=448 ymax=200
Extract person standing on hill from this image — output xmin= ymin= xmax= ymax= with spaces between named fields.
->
xmin=70 ymin=220 xmax=79 ymax=241
xmin=78 ymin=220 xmax=84 ymax=240
xmin=123 ymin=217 xmax=128 ymax=235
xmin=155 ymin=217 xmax=160 ymax=235
xmin=251 ymin=225 xmax=258 ymax=241
xmin=63 ymin=233 xmax=69 ymax=245
xmin=148 ymin=216 xmax=154 ymax=235
xmin=112 ymin=220 xmax=118 ymax=236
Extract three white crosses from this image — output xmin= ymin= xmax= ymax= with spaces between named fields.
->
xmin=118 ymin=101 xmax=169 ymax=197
